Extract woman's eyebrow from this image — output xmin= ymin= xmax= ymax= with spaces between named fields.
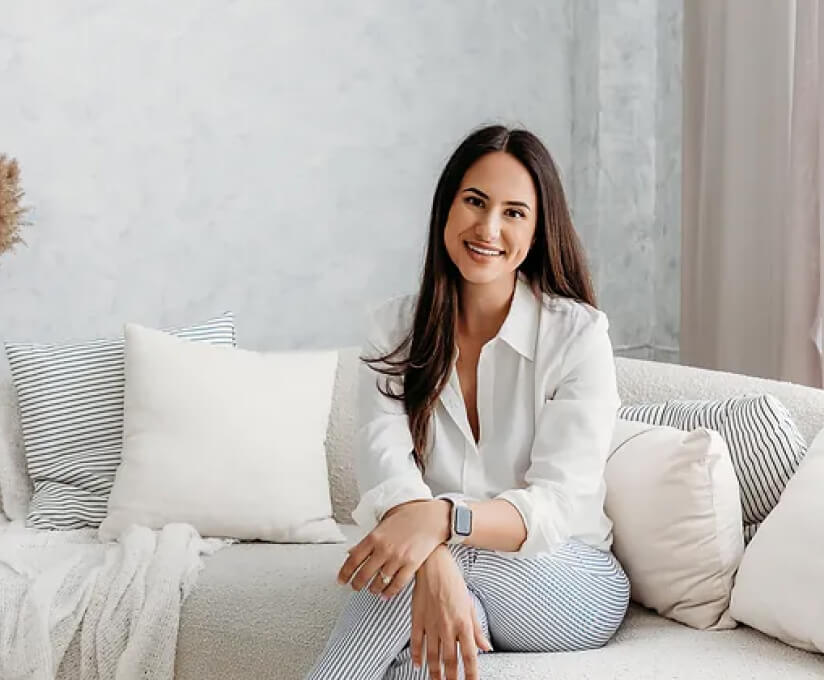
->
xmin=463 ymin=187 xmax=531 ymax=212
xmin=504 ymin=200 xmax=531 ymax=212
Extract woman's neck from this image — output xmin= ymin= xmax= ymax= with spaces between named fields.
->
xmin=457 ymin=274 xmax=517 ymax=343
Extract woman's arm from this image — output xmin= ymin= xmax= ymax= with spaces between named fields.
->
xmin=350 ymin=301 xmax=434 ymax=532
xmin=383 ymin=498 xmax=527 ymax=553
xmin=492 ymin=311 xmax=620 ymax=558
xmin=384 ymin=313 xmax=618 ymax=558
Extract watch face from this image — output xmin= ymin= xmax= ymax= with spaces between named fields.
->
xmin=455 ymin=505 xmax=472 ymax=536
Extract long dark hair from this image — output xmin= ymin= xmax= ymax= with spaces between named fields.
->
xmin=363 ymin=125 xmax=596 ymax=473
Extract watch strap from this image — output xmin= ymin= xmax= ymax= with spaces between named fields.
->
xmin=439 ymin=493 xmax=471 ymax=545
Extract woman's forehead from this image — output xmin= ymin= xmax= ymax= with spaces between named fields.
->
xmin=461 ymin=152 xmax=536 ymax=203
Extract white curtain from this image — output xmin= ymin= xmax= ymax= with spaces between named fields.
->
xmin=682 ymin=0 xmax=824 ymax=387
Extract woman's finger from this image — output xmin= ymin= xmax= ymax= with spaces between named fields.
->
xmin=459 ymin=626 xmax=480 ymax=680
xmin=336 ymin=541 xmax=372 ymax=585
xmin=472 ymin=608 xmax=493 ymax=652
xmin=380 ymin=564 xmax=415 ymax=600
xmin=426 ymin=633 xmax=442 ymax=680
xmin=410 ymin=618 xmax=425 ymax=670
xmin=348 ymin=552 xmax=383 ymax=591
xmin=442 ymin=632 xmax=460 ymax=680
xmin=367 ymin=559 xmax=398 ymax=596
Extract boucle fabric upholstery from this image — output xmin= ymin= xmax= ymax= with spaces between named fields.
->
xmin=324 ymin=349 xmax=824 ymax=523
xmin=2 ymin=350 xmax=824 ymax=678
xmin=174 ymin=524 xmax=822 ymax=680
xmin=614 ymin=357 xmax=824 ymax=443
xmin=0 ymin=367 xmax=30 ymax=520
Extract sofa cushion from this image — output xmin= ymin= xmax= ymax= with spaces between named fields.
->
xmin=606 ymin=420 xmax=744 ymax=630
xmin=172 ymin=524 xmax=823 ymax=680
xmin=3 ymin=313 xmax=236 ymax=530
xmin=100 ymin=323 xmax=344 ymax=544
xmin=730 ymin=427 xmax=824 ymax=653
xmin=618 ymin=395 xmax=806 ymax=542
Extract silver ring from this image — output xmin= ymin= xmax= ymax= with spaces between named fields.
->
xmin=378 ymin=569 xmax=392 ymax=586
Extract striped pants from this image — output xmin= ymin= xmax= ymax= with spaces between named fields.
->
xmin=305 ymin=540 xmax=630 ymax=680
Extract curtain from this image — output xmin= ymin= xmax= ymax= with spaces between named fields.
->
xmin=682 ymin=0 xmax=824 ymax=387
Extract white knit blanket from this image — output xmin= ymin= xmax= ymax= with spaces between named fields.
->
xmin=0 ymin=521 xmax=230 ymax=680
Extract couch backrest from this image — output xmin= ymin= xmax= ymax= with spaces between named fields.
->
xmin=324 ymin=349 xmax=824 ymax=523
xmin=2 ymin=348 xmax=824 ymax=524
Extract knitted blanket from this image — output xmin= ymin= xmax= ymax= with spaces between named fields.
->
xmin=0 ymin=521 xmax=230 ymax=679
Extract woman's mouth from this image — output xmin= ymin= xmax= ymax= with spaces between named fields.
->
xmin=465 ymin=242 xmax=505 ymax=260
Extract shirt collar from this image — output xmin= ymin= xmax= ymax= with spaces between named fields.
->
xmin=497 ymin=272 xmax=540 ymax=361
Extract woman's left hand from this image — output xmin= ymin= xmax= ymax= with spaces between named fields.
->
xmin=337 ymin=499 xmax=450 ymax=600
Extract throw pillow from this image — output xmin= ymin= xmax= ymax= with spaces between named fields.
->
xmin=618 ymin=395 xmax=806 ymax=542
xmin=729 ymin=427 xmax=824 ymax=652
xmin=4 ymin=313 xmax=235 ymax=529
xmin=606 ymin=419 xmax=744 ymax=630
xmin=99 ymin=323 xmax=345 ymax=544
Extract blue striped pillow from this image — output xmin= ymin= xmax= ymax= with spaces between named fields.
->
xmin=618 ymin=395 xmax=807 ymax=543
xmin=4 ymin=313 xmax=236 ymax=530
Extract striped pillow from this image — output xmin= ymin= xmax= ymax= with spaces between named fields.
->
xmin=4 ymin=313 xmax=235 ymax=530
xmin=618 ymin=395 xmax=807 ymax=543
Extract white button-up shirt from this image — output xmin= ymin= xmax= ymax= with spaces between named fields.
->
xmin=350 ymin=273 xmax=620 ymax=559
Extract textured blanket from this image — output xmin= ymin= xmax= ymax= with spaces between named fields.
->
xmin=0 ymin=521 xmax=230 ymax=680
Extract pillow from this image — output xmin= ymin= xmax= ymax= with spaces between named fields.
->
xmin=618 ymin=395 xmax=806 ymax=542
xmin=605 ymin=419 xmax=744 ymax=630
xmin=3 ymin=313 xmax=235 ymax=529
xmin=99 ymin=323 xmax=345 ymax=544
xmin=729 ymin=428 xmax=824 ymax=652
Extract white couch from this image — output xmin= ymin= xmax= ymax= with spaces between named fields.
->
xmin=3 ymin=349 xmax=824 ymax=679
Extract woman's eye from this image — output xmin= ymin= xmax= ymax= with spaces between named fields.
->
xmin=464 ymin=196 xmax=484 ymax=207
xmin=505 ymin=208 xmax=525 ymax=219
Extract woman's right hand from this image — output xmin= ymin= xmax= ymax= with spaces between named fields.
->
xmin=410 ymin=545 xmax=492 ymax=680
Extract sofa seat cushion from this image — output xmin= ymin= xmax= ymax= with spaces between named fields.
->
xmin=175 ymin=524 xmax=823 ymax=680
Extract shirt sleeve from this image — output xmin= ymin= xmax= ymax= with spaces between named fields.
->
xmin=493 ymin=312 xmax=620 ymax=558
xmin=350 ymin=306 xmax=433 ymax=533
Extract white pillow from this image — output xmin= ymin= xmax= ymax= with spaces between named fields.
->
xmin=605 ymin=419 xmax=745 ymax=630
xmin=4 ymin=312 xmax=236 ymax=529
xmin=99 ymin=323 xmax=345 ymax=544
xmin=729 ymin=428 xmax=824 ymax=652
xmin=619 ymin=395 xmax=807 ymax=544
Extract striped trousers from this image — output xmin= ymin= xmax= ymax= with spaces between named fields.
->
xmin=304 ymin=540 xmax=630 ymax=680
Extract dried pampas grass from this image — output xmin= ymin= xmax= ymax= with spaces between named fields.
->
xmin=0 ymin=154 xmax=30 ymax=258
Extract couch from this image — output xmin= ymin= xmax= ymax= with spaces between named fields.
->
xmin=2 ymin=349 xmax=824 ymax=679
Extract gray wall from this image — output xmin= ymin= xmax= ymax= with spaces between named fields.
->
xmin=0 ymin=1 xmax=681 ymax=360
xmin=569 ymin=0 xmax=682 ymax=362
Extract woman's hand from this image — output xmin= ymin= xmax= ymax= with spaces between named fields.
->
xmin=337 ymin=499 xmax=450 ymax=599
xmin=410 ymin=546 xmax=492 ymax=680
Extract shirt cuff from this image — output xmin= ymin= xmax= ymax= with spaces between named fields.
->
xmin=351 ymin=475 xmax=434 ymax=533
xmin=494 ymin=487 xmax=570 ymax=559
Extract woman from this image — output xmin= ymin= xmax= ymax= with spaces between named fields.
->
xmin=305 ymin=125 xmax=629 ymax=680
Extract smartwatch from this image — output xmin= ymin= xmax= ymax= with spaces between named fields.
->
xmin=441 ymin=494 xmax=473 ymax=545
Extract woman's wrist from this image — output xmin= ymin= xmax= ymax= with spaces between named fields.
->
xmin=432 ymin=499 xmax=452 ymax=544
xmin=419 ymin=542 xmax=453 ymax=576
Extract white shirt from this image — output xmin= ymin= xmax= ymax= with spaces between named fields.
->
xmin=350 ymin=273 xmax=620 ymax=559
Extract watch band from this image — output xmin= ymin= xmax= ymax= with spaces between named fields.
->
xmin=440 ymin=493 xmax=472 ymax=545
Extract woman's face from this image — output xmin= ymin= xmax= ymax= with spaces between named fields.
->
xmin=443 ymin=151 xmax=538 ymax=286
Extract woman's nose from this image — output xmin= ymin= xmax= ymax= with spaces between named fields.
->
xmin=475 ymin=213 xmax=501 ymax=241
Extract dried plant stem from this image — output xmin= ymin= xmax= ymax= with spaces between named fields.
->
xmin=0 ymin=154 xmax=31 ymax=258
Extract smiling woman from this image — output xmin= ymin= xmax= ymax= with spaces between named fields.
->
xmin=445 ymin=153 xmax=537 ymax=277
xmin=305 ymin=126 xmax=628 ymax=680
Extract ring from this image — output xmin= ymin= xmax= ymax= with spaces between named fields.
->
xmin=378 ymin=569 xmax=392 ymax=586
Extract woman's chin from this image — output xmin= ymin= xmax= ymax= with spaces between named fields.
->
xmin=455 ymin=261 xmax=513 ymax=285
